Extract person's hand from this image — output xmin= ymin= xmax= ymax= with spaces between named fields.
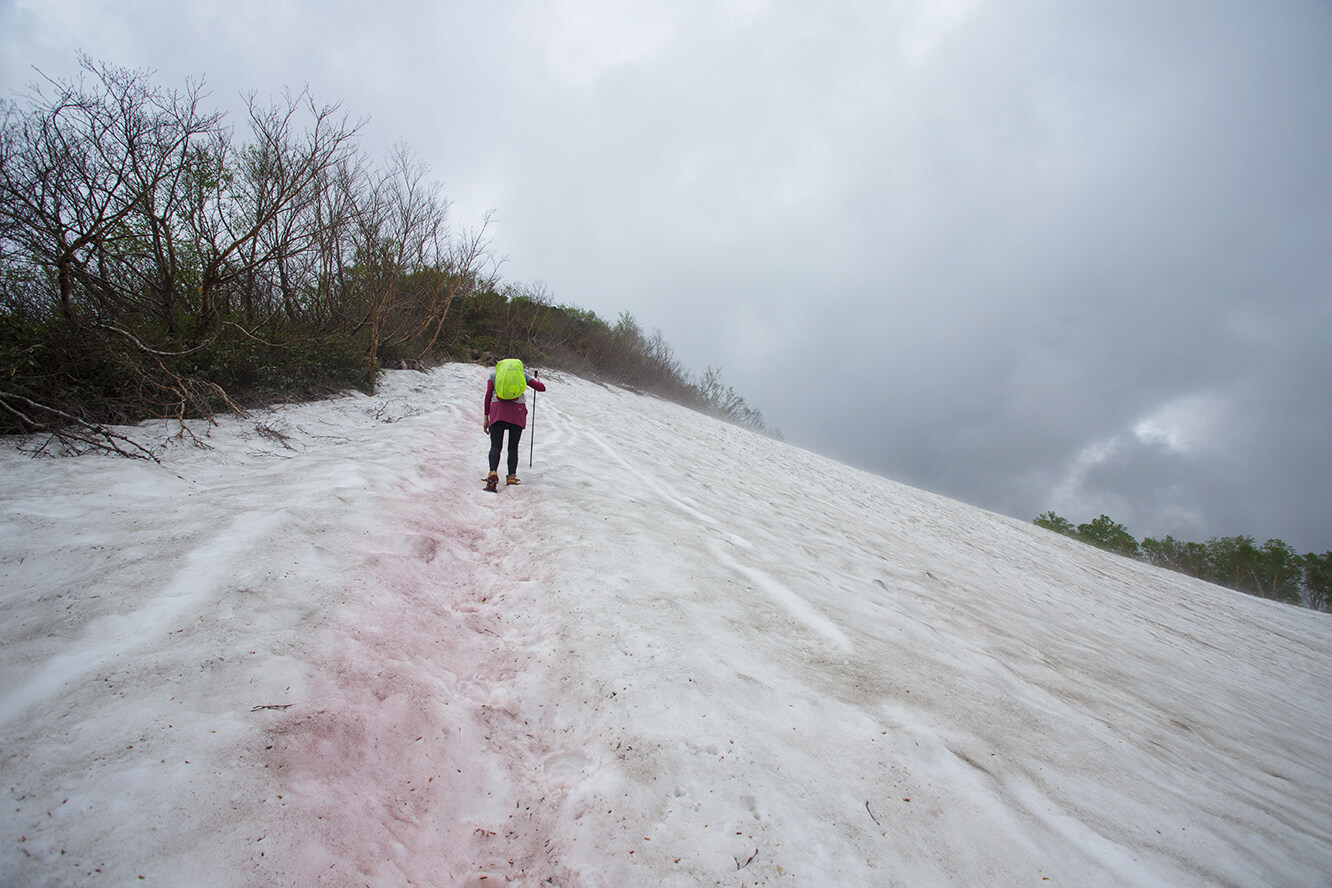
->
xmin=483 ymin=421 xmax=490 ymax=433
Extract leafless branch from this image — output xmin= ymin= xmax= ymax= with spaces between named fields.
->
xmin=1 ymin=390 xmax=158 ymax=460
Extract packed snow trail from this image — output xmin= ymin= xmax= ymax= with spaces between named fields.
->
xmin=1 ymin=364 xmax=1330 ymax=887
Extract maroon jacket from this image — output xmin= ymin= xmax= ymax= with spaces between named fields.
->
xmin=484 ymin=373 xmax=546 ymax=429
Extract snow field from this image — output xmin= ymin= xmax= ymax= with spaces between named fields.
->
xmin=2 ymin=363 xmax=1330 ymax=887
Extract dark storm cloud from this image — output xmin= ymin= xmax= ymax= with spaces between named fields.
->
xmin=710 ymin=1 xmax=1332 ymax=552
xmin=3 ymin=0 xmax=1329 ymax=550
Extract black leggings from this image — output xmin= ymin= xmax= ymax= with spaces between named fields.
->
xmin=488 ymin=421 xmax=523 ymax=475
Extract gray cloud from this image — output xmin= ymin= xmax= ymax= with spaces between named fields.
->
xmin=3 ymin=0 xmax=1329 ymax=550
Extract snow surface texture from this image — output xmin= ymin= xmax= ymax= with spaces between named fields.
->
xmin=2 ymin=364 xmax=1330 ymax=887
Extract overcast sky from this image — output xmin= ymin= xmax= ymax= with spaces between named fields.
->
xmin=3 ymin=0 xmax=1330 ymax=551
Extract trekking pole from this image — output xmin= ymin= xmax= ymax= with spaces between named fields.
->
xmin=529 ymin=371 xmax=537 ymax=468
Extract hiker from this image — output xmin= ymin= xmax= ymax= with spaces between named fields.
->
xmin=484 ymin=359 xmax=546 ymax=491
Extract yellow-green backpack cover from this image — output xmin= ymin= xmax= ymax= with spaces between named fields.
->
xmin=494 ymin=359 xmax=527 ymax=400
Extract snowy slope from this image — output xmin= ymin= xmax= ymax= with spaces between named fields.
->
xmin=2 ymin=363 xmax=1329 ymax=887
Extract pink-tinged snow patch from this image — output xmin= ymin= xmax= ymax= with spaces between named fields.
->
xmin=264 ymin=425 xmax=578 ymax=886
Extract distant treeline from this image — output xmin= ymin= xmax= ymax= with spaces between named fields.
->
xmin=0 ymin=56 xmax=773 ymax=456
xmin=1034 ymin=512 xmax=1330 ymax=613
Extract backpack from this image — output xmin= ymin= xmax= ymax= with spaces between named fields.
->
xmin=494 ymin=358 xmax=527 ymax=400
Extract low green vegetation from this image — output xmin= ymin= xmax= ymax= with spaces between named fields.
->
xmin=1034 ymin=511 xmax=1330 ymax=612
xmin=0 ymin=56 xmax=772 ymax=455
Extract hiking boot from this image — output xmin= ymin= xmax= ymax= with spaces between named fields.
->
xmin=506 ymin=474 xmax=521 ymax=486
xmin=484 ymin=472 xmax=499 ymax=492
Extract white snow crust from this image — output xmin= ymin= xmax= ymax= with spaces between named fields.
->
xmin=2 ymin=363 xmax=1330 ymax=887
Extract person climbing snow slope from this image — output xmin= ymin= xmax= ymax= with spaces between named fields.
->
xmin=483 ymin=358 xmax=546 ymax=492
